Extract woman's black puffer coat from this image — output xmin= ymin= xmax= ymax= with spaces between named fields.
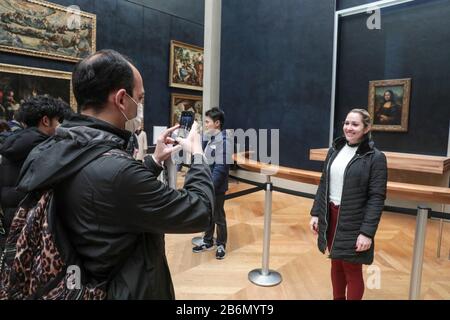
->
xmin=310 ymin=136 xmax=387 ymax=265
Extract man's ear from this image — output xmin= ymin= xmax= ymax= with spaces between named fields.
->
xmin=114 ymin=89 xmax=127 ymax=111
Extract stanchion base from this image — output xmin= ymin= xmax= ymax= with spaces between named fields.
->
xmin=191 ymin=236 xmax=217 ymax=246
xmin=248 ymin=269 xmax=282 ymax=287
xmin=191 ymin=236 xmax=203 ymax=246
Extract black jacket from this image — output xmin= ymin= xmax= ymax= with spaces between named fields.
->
xmin=310 ymin=136 xmax=387 ymax=265
xmin=203 ymin=130 xmax=232 ymax=195
xmin=17 ymin=114 xmax=214 ymax=299
xmin=0 ymin=127 xmax=48 ymax=231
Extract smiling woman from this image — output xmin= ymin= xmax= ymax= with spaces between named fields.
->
xmin=343 ymin=108 xmax=372 ymax=145
xmin=309 ymin=108 xmax=387 ymax=300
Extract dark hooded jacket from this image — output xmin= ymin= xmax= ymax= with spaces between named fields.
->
xmin=0 ymin=127 xmax=48 ymax=233
xmin=310 ymin=136 xmax=387 ymax=265
xmin=17 ymin=114 xmax=214 ymax=299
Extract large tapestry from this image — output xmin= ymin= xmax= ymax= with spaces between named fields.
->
xmin=0 ymin=0 xmax=96 ymax=62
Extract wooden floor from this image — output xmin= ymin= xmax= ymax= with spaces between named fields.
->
xmin=166 ymin=175 xmax=450 ymax=300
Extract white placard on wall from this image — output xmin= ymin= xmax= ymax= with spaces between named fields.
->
xmin=153 ymin=126 xmax=167 ymax=145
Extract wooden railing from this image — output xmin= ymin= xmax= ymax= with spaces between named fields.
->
xmin=310 ymin=148 xmax=450 ymax=174
xmin=232 ymin=152 xmax=450 ymax=205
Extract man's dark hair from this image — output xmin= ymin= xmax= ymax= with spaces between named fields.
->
xmin=72 ymin=49 xmax=134 ymax=111
xmin=20 ymin=95 xmax=70 ymax=127
xmin=205 ymin=107 xmax=225 ymax=130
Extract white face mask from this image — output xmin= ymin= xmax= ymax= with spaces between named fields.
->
xmin=121 ymin=93 xmax=144 ymax=133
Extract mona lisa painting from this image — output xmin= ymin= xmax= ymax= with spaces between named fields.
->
xmin=368 ymin=78 xmax=411 ymax=132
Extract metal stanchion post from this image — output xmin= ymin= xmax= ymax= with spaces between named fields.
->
xmin=409 ymin=206 xmax=430 ymax=300
xmin=190 ymin=152 xmax=213 ymax=246
xmin=168 ymin=154 xmax=205 ymax=247
xmin=248 ymin=175 xmax=282 ymax=286
xmin=437 ymin=204 xmax=445 ymax=258
xmin=437 ymin=219 xmax=443 ymax=258
xmin=165 ymin=157 xmax=177 ymax=189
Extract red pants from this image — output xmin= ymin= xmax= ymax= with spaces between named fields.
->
xmin=327 ymin=202 xmax=364 ymax=300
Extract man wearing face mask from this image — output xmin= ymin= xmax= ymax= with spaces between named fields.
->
xmin=124 ymin=97 xmax=143 ymax=158
xmin=17 ymin=50 xmax=214 ymax=299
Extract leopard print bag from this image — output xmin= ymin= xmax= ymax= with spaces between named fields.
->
xmin=0 ymin=191 xmax=106 ymax=300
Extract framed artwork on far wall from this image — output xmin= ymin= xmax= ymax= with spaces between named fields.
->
xmin=368 ymin=78 xmax=411 ymax=132
xmin=169 ymin=40 xmax=203 ymax=91
xmin=0 ymin=63 xmax=75 ymax=121
xmin=0 ymin=0 xmax=96 ymax=62
xmin=170 ymin=93 xmax=203 ymax=127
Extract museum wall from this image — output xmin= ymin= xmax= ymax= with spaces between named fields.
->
xmin=334 ymin=0 xmax=450 ymax=156
xmin=0 ymin=0 xmax=204 ymax=143
xmin=221 ymin=0 xmax=450 ymax=172
xmin=220 ymin=0 xmax=335 ymax=171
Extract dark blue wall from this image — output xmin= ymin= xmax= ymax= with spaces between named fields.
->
xmin=220 ymin=0 xmax=335 ymax=171
xmin=335 ymin=0 xmax=450 ymax=156
xmin=0 ymin=0 xmax=204 ymax=143
xmin=221 ymin=0 xmax=450 ymax=172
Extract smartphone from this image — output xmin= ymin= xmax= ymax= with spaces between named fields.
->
xmin=178 ymin=111 xmax=194 ymax=138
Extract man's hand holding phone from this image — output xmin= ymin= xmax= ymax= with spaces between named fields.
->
xmin=175 ymin=120 xmax=202 ymax=155
xmin=152 ymin=120 xmax=203 ymax=167
xmin=152 ymin=124 xmax=181 ymax=165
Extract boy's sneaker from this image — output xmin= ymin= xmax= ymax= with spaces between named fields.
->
xmin=216 ymin=245 xmax=226 ymax=260
xmin=192 ymin=243 xmax=214 ymax=253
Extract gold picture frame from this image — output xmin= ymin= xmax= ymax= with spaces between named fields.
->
xmin=170 ymin=93 xmax=203 ymax=127
xmin=368 ymin=78 xmax=411 ymax=132
xmin=0 ymin=63 xmax=75 ymax=120
xmin=0 ymin=0 xmax=96 ymax=62
xmin=169 ymin=40 xmax=203 ymax=91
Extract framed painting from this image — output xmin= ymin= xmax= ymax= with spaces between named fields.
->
xmin=0 ymin=0 xmax=96 ymax=62
xmin=0 ymin=63 xmax=75 ymax=121
xmin=368 ymin=78 xmax=411 ymax=132
xmin=170 ymin=93 xmax=202 ymax=127
xmin=169 ymin=40 xmax=203 ymax=91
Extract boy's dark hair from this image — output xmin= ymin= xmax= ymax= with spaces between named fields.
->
xmin=205 ymin=107 xmax=225 ymax=130
xmin=20 ymin=95 xmax=70 ymax=127
xmin=72 ymin=49 xmax=134 ymax=111
xmin=13 ymin=109 xmax=24 ymax=123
